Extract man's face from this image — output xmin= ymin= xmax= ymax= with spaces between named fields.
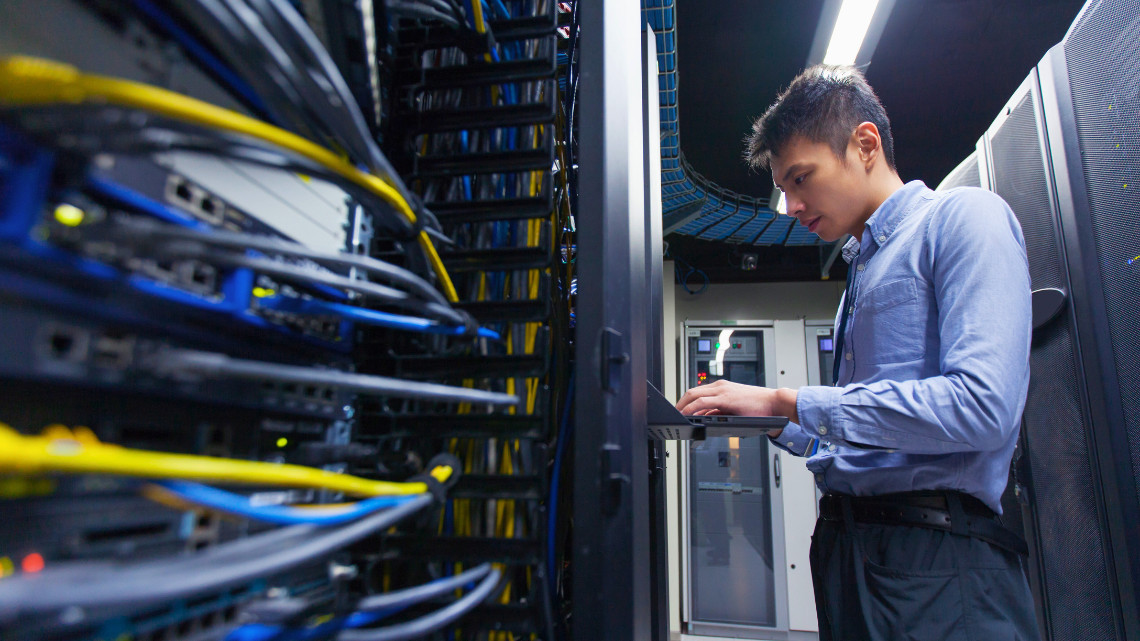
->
xmin=770 ymin=134 xmax=872 ymax=242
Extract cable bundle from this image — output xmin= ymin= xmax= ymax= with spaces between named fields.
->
xmin=0 ymin=2 xmax=571 ymax=640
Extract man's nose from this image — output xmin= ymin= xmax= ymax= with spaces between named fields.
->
xmin=785 ymin=195 xmax=805 ymax=217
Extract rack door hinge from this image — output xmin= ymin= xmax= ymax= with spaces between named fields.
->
xmin=600 ymin=328 xmax=628 ymax=392
xmin=600 ymin=443 xmax=630 ymax=515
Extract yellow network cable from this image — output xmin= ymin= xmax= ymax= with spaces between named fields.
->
xmin=0 ymin=424 xmax=450 ymax=497
xmin=0 ymin=56 xmax=459 ymax=303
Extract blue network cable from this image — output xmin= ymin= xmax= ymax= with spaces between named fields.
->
xmin=152 ymin=480 xmax=423 ymax=526
xmin=225 ymin=610 xmax=394 ymax=641
xmin=259 ymin=296 xmax=500 ymax=339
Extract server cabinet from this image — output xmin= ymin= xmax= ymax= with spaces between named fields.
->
xmin=803 ymin=321 xmax=834 ymax=388
xmin=678 ymin=322 xmax=790 ymax=638
xmin=975 ymin=3 xmax=1140 ymax=636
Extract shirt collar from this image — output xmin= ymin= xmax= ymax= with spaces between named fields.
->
xmin=862 ymin=180 xmax=931 ymax=249
xmin=841 ymin=236 xmax=860 ymax=264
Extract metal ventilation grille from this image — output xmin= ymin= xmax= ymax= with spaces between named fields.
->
xmin=936 ymin=151 xmax=981 ymax=191
xmin=648 ymin=426 xmax=682 ymax=440
xmin=1064 ymin=0 xmax=1140 ymax=501
xmin=988 ymin=87 xmax=1118 ymax=641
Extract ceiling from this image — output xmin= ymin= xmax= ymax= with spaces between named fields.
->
xmin=666 ymin=0 xmax=1087 ymax=283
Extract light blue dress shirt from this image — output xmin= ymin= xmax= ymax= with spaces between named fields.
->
xmin=771 ymin=180 xmax=1032 ymax=513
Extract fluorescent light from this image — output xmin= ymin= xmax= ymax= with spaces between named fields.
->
xmin=775 ymin=191 xmax=787 ymax=214
xmin=823 ymin=0 xmax=881 ymax=66
xmin=714 ymin=329 xmax=734 ymax=377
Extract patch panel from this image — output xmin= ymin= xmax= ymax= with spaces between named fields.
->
xmin=130 ymin=257 xmax=220 ymax=299
xmin=17 ymin=193 xmax=356 ymax=351
xmin=255 ymin=303 xmax=345 ymax=343
xmin=1 ymin=1 xmax=546 ymax=640
xmin=258 ymin=378 xmax=344 ymax=416
xmin=0 ymin=306 xmax=352 ymax=421
xmin=164 ymin=173 xmax=229 ymax=227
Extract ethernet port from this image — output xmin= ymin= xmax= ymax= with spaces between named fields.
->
xmin=168 ymin=175 xmax=195 ymax=205
xmin=42 ymin=325 xmax=89 ymax=363
xmin=179 ymin=261 xmax=218 ymax=292
xmin=140 ymin=258 xmax=177 ymax=283
xmin=197 ymin=196 xmax=226 ymax=225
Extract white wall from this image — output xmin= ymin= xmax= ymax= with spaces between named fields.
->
xmin=673 ymin=281 xmax=844 ymax=329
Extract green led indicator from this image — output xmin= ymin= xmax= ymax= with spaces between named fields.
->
xmin=714 ymin=342 xmax=720 ymax=349
xmin=276 ymin=437 xmax=288 ymax=448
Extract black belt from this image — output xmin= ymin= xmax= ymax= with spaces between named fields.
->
xmin=819 ymin=491 xmax=1028 ymax=556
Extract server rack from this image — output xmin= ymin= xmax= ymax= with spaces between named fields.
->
xmin=0 ymin=1 xmax=578 ymax=639
xmin=676 ymin=322 xmax=788 ymax=639
xmin=940 ymin=2 xmax=1140 ymax=637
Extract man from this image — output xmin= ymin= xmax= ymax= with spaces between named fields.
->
xmin=676 ymin=65 xmax=1039 ymax=640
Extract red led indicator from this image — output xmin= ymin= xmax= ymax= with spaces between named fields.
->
xmin=21 ymin=553 xmax=44 ymax=573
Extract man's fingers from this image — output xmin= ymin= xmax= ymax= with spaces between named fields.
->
xmin=680 ymin=395 xmax=719 ymax=416
xmin=676 ymin=386 xmax=714 ymax=413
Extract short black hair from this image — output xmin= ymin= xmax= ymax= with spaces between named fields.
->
xmin=745 ymin=65 xmax=896 ymax=173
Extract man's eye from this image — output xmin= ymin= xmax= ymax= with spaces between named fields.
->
xmin=795 ymin=174 xmax=807 ymax=185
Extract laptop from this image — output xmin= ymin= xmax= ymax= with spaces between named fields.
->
xmin=646 ymin=382 xmax=788 ymax=441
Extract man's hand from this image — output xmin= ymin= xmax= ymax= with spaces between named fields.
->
xmin=675 ymin=379 xmax=798 ymax=437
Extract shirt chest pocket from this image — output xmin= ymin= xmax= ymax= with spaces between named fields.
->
xmin=858 ymin=277 xmax=926 ymax=365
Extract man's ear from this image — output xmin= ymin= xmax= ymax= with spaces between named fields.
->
xmin=852 ymin=122 xmax=882 ymax=168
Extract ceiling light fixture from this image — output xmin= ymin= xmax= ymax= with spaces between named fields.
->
xmin=822 ymin=0 xmax=882 ymax=66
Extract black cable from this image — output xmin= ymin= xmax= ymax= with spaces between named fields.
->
xmin=337 ymin=568 xmax=502 ymax=641
xmin=164 ymin=0 xmax=429 ymax=234
xmin=388 ymin=1 xmax=462 ymax=28
xmin=441 ymin=0 xmax=468 ymax=24
xmin=245 ymin=0 xmax=440 ymax=234
xmin=163 ymin=0 xmax=329 ymax=143
xmin=152 ymin=243 xmax=467 ymax=324
xmin=149 ymin=348 xmax=521 ymax=406
xmin=106 ymin=217 xmax=449 ymax=307
xmin=355 ymin=563 xmax=492 ymax=613
xmin=18 ymin=101 xmax=447 ymax=250
xmin=242 ymin=0 xmax=383 ymax=167
xmin=0 ymin=494 xmax=434 ymax=628
xmin=7 ymin=100 xmax=421 ymax=245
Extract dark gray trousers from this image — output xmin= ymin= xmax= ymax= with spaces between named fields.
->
xmin=809 ymin=510 xmax=1041 ymax=641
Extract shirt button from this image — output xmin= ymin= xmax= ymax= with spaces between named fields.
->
xmin=845 ymin=352 xmax=853 ymax=360
xmin=828 ymin=443 xmax=837 ymax=452
xmin=818 ymin=426 xmax=828 ymax=435
xmin=878 ymin=234 xmax=887 ymax=242
xmin=788 ymin=442 xmax=795 ymax=448
xmin=857 ymin=264 xmax=865 ymax=271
